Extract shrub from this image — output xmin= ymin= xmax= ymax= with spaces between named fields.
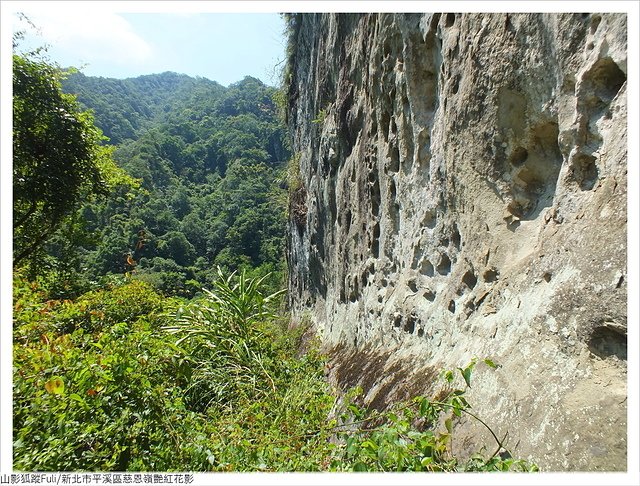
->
xmin=13 ymin=279 xmax=201 ymax=471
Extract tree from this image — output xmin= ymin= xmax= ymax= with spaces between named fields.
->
xmin=13 ymin=53 xmax=127 ymax=269
xmin=157 ymin=231 xmax=196 ymax=267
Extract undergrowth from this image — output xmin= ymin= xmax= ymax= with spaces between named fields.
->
xmin=13 ymin=269 xmax=537 ymax=472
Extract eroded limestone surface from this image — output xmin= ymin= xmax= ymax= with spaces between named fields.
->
xmin=286 ymin=13 xmax=627 ymax=471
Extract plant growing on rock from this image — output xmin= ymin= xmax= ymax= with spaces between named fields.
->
xmin=326 ymin=359 xmax=538 ymax=472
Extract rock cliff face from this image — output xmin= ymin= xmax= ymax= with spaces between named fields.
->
xmin=285 ymin=13 xmax=627 ymax=471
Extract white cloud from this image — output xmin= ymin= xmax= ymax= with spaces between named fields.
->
xmin=18 ymin=7 xmax=153 ymax=66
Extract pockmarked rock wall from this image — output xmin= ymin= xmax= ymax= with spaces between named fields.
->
xmin=285 ymin=13 xmax=627 ymax=471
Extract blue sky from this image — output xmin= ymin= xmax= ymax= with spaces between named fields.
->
xmin=12 ymin=7 xmax=287 ymax=86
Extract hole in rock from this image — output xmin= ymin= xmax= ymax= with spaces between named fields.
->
xmin=373 ymin=222 xmax=380 ymax=241
xmin=371 ymin=239 xmax=379 ymax=259
xmin=423 ymin=290 xmax=436 ymax=302
xmin=448 ymin=300 xmax=456 ymax=314
xmin=462 ymin=270 xmax=478 ymax=290
xmin=380 ymin=110 xmax=391 ymax=142
xmin=543 ymin=272 xmax=552 ymax=282
xmin=572 ymin=153 xmax=599 ymax=191
xmin=445 ymin=13 xmax=456 ymax=27
xmin=361 ymin=270 xmax=369 ymax=288
xmin=509 ymin=147 xmax=529 ymax=166
xmin=421 ymin=259 xmax=435 ymax=277
xmin=391 ymin=202 xmax=401 ymax=234
xmin=511 ymin=121 xmax=562 ymax=220
xmin=404 ymin=315 xmax=416 ymax=334
xmin=452 ymin=224 xmax=461 ymax=249
xmin=588 ymin=325 xmax=627 ymax=361
xmin=483 ymin=268 xmax=498 ymax=282
xmin=389 ymin=179 xmax=397 ymax=200
xmin=417 ymin=328 xmax=425 ymax=337
xmin=370 ymin=178 xmax=381 ymax=216
xmin=349 ymin=276 xmax=359 ymax=303
xmin=422 ymin=209 xmax=437 ymax=229
xmin=583 ymin=57 xmax=626 ymax=107
xmin=411 ymin=247 xmax=422 ymax=270
xmin=451 ymin=75 xmax=460 ymax=95
xmin=344 ymin=210 xmax=352 ymax=233
xmin=383 ymin=41 xmax=392 ymax=58
xmin=408 ymin=279 xmax=419 ymax=293
xmin=393 ymin=315 xmax=403 ymax=328
xmin=436 ymin=254 xmax=452 ymax=275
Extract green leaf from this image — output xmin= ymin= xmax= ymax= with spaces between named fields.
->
xmin=361 ymin=440 xmax=378 ymax=452
xmin=420 ymin=456 xmax=434 ymax=467
xmin=44 ymin=377 xmax=65 ymax=395
xmin=444 ymin=370 xmax=454 ymax=383
xmin=444 ymin=418 xmax=453 ymax=433
xmin=353 ymin=461 xmax=368 ymax=472
xmin=459 ymin=364 xmax=473 ymax=388
xmin=419 ymin=398 xmax=430 ymax=417
xmin=346 ymin=436 xmax=358 ymax=455
xmin=483 ymin=358 xmax=498 ymax=369
xmin=348 ymin=403 xmax=363 ymax=418
xmin=457 ymin=396 xmax=470 ymax=409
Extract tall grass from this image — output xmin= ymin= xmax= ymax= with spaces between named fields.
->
xmin=162 ymin=267 xmax=286 ymax=410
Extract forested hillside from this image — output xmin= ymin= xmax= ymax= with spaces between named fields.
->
xmin=49 ymin=72 xmax=290 ymax=297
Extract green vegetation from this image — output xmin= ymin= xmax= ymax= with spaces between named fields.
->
xmin=14 ymin=271 xmax=536 ymax=472
xmin=38 ymin=71 xmax=291 ymax=299
xmin=13 ymin=271 xmax=320 ymax=471
xmin=312 ymin=108 xmax=327 ymax=124
xmin=12 ymin=53 xmax=136 ymax=271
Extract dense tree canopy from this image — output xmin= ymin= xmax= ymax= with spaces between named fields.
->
xmin=46 ymin=71 xmax=291 ymax=297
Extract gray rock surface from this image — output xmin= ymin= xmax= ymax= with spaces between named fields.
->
xmin=285 ymin=13 xmax=627 ymax=471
